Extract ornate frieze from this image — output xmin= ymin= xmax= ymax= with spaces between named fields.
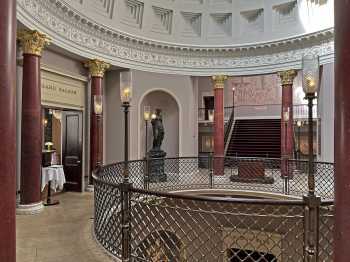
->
xmin=84 ymin=59 xmax=110 ymax=77
xmin=17 ymin=29 xmax=51 ymax=56
xmin=278 ymin=70 xmax=297 ymax=85
xmin=17 ymin=0 xmax=335 ymax=75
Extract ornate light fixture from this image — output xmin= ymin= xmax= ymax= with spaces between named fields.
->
xmin=302 ymin=55 xmax=320 ymax=97
xmin=93 ymin=95 xmax=103 ymax=115
xmin=302 ymin=54 xmax=319 ymax=196
xmin=144 ymin=106 xmax=151 ymax=157
xmin=119 ymin=70 xmax=133 ymax=182
xmin=144 ymin=106 xmax=151 ymax=121
xmin=120 ymin=71 xmax=132 ymax=105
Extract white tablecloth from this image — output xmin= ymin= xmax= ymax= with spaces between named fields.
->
xmin=41 ymin=165 xmax=66 ymax=192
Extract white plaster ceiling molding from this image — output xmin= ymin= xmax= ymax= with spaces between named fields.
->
xmin=17 ymin=0 xmax=334 ymax=76
xmin=120 ymin=0 xmax=144 ymax=29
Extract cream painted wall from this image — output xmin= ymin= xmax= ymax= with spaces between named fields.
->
xmin=104 ymin=70 xmax=125 ymax=164
xmin=140 ymin=91 xmax=179 ymax=158
xmin=104 ymin=70 xmax=198 ymax=163
xmin=41 ymin=49 xmax=87 ymax=76
xmin=318 ymin=63 xmax=334 ymax=163
xmin=131 ymin=70 xmax=197 ymax=160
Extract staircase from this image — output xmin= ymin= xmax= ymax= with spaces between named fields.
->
xmin=226 ymin=119 xmax=281 ymax=158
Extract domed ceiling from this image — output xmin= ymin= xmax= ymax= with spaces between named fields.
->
xmin=17 ymin=0 xmax=334 ymax=75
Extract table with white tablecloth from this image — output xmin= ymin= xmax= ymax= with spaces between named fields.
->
xmin=41 ymin=165 xmax=66 ymax=192
xmin=41 ymin=165 xmax=66 ymax=206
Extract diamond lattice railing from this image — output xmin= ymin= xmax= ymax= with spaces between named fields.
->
xmin=92 ymin=156 xmax=335 ymax=261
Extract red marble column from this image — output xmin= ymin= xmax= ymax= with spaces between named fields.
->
xmin=212 ymin=75 xmax=227 ymax=176
xmin=278 ymin=70 xmax=296 ymax=176
xmin=17 ymin=30 xmax=50 ymax=211
xmin=84 ymin=59 xmax=110 ymax=185
xmin=0 ymin=0 xmax=16 ymax=260
xmin=335 ymin=1 xmax=350 ymax=260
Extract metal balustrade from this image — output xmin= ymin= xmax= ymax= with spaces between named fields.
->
xmin=198 ymin=104 xmax=318 ymax=122
xmin=93 ymin=157 xmax=334 ymax=262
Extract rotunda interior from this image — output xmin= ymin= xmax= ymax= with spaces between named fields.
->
xmin=2 ymin=0 xmax=349 ymax=262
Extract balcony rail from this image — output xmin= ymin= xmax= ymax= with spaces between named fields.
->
xmin=93 ymin=156 xmax=333 ymax=261
xmin=198 ymin=104 xmax=318 ymax=122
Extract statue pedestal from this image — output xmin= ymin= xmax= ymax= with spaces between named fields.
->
xmin=147 ymin=150 xmax=167 ymax=183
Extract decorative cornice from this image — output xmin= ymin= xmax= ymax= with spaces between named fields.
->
xmin=17 ymin=29 xmax=51 ymax=56
xmin=16 ymin=0 xmax=335 ymax=75
xmin=84 ymin=59 xmax=110 ymax=78
xmin=212 ymin=75 xmax=228 ymax=89
xmin=278 ymin=70 xmax=297 ymax=85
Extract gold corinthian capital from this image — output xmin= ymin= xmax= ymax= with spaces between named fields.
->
xmin=278 ymin=70 xmax=297 ymax=86
xmin=17 ymin=29 xmax=51 ymax=56
xmin=84 ymin=59 xmax=111 ymax=78
xmin=212 ymin=75 xmax=228 ymax=89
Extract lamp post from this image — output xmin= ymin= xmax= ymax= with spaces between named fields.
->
xmin=120 ymin=71 xmax=132 ymax=181
xmin=143 ymin=106 xmax=151 ymax=157
xmin=232 ymin=87 xmax=235 ymax=119
xmin=302 ymin=54 xmax=319 ymax=196
xmin=302 ymin=54 xmax=321 ymax=262
xmin=93 ymin=95 xmax=103 ymax=167
xmin=296 ymin=120 xmax=303 ymax=161
xmin=120 ymin=70 xmax=132 ymax=261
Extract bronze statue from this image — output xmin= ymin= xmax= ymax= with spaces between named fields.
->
xmin=151 ymin=109 xmax=164 ymax=150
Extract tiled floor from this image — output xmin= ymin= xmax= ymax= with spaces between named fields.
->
xmin=16 ymin=192 xmax=115 ymax=262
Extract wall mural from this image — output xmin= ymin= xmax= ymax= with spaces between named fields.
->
xmin=228 ymin=72 xmax=306 ymax=106
xmin=229 ymin=74 xmax=281 ymax=106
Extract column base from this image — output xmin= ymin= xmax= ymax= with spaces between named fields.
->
xmin=86 ymin=184 xmax=94 ymax=192
xmin=16 ymin=201 xmax=44 ymax=215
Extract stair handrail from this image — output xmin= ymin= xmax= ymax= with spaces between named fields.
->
xmin=224 ymin=108 xmax=235 ymax=155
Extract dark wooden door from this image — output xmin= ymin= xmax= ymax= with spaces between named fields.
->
xmin=62 ymin=111 xmax=83 ymax=192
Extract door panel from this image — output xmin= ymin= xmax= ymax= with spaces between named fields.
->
xmin=62 ymin=111 xmax=83 ymax=192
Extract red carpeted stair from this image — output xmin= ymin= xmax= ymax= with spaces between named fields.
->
xmin=226 ymin=119 xmax=281 ymax=158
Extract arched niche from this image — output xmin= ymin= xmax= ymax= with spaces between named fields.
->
xmin=140 ymin=90 xmax=180 ymax=158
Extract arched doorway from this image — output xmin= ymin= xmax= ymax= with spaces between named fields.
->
xmin=140 ymin=90 xmax=180 ymax=158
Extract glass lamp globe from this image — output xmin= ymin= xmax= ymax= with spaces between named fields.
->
xmin=144 ymin=106 xmax=151 ymax=121
xmin=93 ymin=95 xmax=103 ymax=115
xmin=120 ymin=71 xmax=132 ymax=104
xmin=302 ymin=54 xmax=320 ymax=95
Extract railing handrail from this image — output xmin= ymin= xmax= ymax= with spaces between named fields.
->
xmin=93 ymin=156 xmax=334 ymax=262
xmin=129 ymin=187 xmax=307 ymax=205
xmin=94 ymin=156 xmax=334 ymax=200
xmin=198 ymin=103 xmax=317 ymax=110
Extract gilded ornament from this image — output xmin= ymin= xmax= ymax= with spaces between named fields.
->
xmin=278 ymin=70 xmax=297 ymax=86
xmin=17 ymin=29 xmax=51 ymax=56
xmin=212 ymin=75 xmax=228 ymax=89
xmin=84 ymin=59 xmax=111 ymax=77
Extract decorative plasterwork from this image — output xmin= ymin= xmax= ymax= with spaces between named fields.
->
xmin=212 ymin=75 xmax=228 ymax=89
xmin=240 ymin=8 xmax=264 ymax=33
xmin=84 ymin=59 xmax=111 ymax=77
xmin=186 ymin=0 xmax=203 ymax=4
xmin=273 ymin=1 xmax=297 ymax=27
xmin=93 ymin=0 xmax=115 ymax=19
xmin=278 ymin=70 xmax=297 ymax=86
xmin=209 ymin=0 xmax=232 ymax=4
xmin=209 ymin=13 xmax=232 ymax=37
xmin=152 ymin=6 xmax=173 ymax=35
xmin=17 ymin=0 xmax=335 ymax=76
xmin=273 ymin=1 xmax=297 ymax=16
xmin=181 ymin=12 xmax=202 ymax=37
xmin=120 ymin=0 xmax=144 ymax=29
xmin=308 ymin=0 xmax=328 ymax=5
xmin=17 ymin=29 xmax=51 ymax=56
